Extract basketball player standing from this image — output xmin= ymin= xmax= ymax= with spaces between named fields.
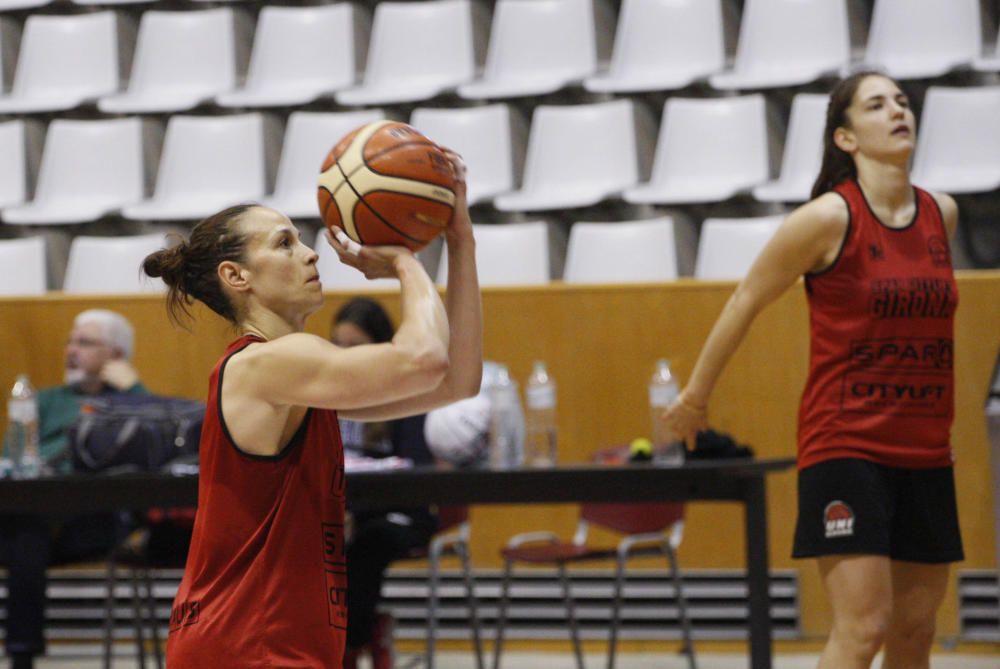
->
xmin=665 ymin=71 xmax=963 ymax=669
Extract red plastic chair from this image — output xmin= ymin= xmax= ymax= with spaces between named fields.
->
xmin=400 ymin=505 xmax=484 ymax=669
xmin=492 ymin=449 xmax=696 ymax=669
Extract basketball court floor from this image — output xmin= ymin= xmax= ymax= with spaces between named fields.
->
xmin=10 ymin=650 xmax=1000 ymax=668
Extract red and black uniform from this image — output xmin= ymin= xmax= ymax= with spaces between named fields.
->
xmin=792 ymin=180 xmax=963 ymax=562
xmin=167 ymin=335 xmax=348 ymax=668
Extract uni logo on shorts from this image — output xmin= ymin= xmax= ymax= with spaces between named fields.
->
xmin=824 ymin=500 xmax=855 ymax=538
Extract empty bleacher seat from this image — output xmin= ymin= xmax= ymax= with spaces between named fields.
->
xmin=563 ymin=218 xmax=678 ymax=283
xmin=123 ymin=114 xmax=265 ymax=222
xmin=584 ymin=0 xmax=724 ymax=93
xmin=217 ymin=5 xmax=357 ymax=108
xmin=3 ymin=118 xmax=143 ymax=226
xmin=0 ymin=12 xmax=119 ymax=113
xmin=0 ymin=120 xmax=27 ymax=209
xmin=694 ymin=215 xmax=783 ymax=280
xmin=863 ymin=0 xmax=981 ymax=79
xmin=753 ymin=93 xmax=828 ymax=204
xmin=409 ymin=104 xmax=516 ymax=206
xmin=0 ymin=0 xmax=50 ymax=12
xmin=494 ymin=99 xmax=638 ymax=212
xmin=99 ymin=8 xmax=236 ymax=113
xmin=0 ymin=237 xmax=46 ymax=295
xmin=458 ymin=0 xmax=596 ymax=100
xmin=709 ymin=0 xmax=849 ymax=90
xmin=437 ymin=222 xmax=550 ymax=286
xmin=336 ymin=0 xmax=474 ymax=106
xmin=262 ymin=109 xmax=386 ymax=219
xmin=624 ymin=95 xmax=769 ymax=205
xmin=911 ymin=86 xmax=1000 ymax=194
xmin=62 ymin=233 xmax=168 ymax=294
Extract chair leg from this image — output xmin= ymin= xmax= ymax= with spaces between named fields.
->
xmin=491 ymin=559 xmax=513 ymax=669
xmin=103 ymin=559 xmax=117 ymax=669
xmin=425 ymin=550 xmax=440 ymax=669
xmin=143 ymin=568 xmax=164 ymax=669
xmin=558 ymin=564 xmax=585 ymax=669
xmin=666 ymin=547 xmax=696 ymax=669
xmin=457 ymin=543 xmax=484 ymax=669
xmin=605 ymin=555 xmax=627 ymax=669
xmin=130 ymin=569 xmax=147 ymax=669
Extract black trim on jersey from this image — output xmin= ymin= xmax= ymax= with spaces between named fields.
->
xmin=857 ymin=183 xmax=920 ymax=232
xmin=805 ymin=189 xmax=853 ymax=283
xmin=217 ymin=337 xmax=311 ymax=462
xmin=922 ymin=187 xmax=951 ymax=240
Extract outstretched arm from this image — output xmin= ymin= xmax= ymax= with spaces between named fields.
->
xmin=665 ymin=193 xmax=850 ymax=449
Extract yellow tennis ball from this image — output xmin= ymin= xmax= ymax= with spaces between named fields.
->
xmin=629 ymin=437 xmax=653 ymax=458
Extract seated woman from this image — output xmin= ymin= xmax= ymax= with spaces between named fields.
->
xmin=332 ymin=297 xmax=438 ymax=669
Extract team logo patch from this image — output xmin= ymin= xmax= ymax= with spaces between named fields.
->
xmin=824 ymin=500 xmax=855 ymax=538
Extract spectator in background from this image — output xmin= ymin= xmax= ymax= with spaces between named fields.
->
xmin=333 ymin=297 xmax=439 ymax=669
xmin=0 ymin=309 xmax=147 ymax=669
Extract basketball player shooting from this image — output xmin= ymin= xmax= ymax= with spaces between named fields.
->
xmin=141 ymin=143 xmax=482 ymax=667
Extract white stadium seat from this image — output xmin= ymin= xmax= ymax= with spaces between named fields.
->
xmin=625 ymin=95 xmax=769 ymax=205
xmin=494 ymin=100 xmax=638 ymax=212
xmin=753 ymin=93 xmax=828 ymax=203
xmin=217 ymin=5 xmax=357 ymax=108
xmin=458 ymin=0 xmax=596 ymax=100
xmin=710 ymin=0 xmax=849 ymax=90
xmin=0 ymin=12 xmax=119 ymax=113
xmin=123 ymin=114 xmax=265 ymax=221
xmin=584 ymin=0 xmax=724 ymax=93
xmin=694 ymin=215 xmax=783 ymax=280
xmin=3 ymin=118 xmax=143 ymax=225
xmin=336 ymin=0 xmax=475 ymax=106
xmin=563 ymin=218 xmax=678 ymax=284
xmin=99 ymin=9 xmax=236 ymax=113
xmin=63 ymin=233 xmax=168 ymax=294
xmin=911 ymin=86 xmax=1000 ymax=194
xmin=437 ymin=222 xmax=550 ymax=287
xmin=863 ymin=0 xmax=981 ymax=79
xmin=0 ymin=237 xmax=46 ymax=295
xmin=0 ymin=120 xmax=27 ymax=209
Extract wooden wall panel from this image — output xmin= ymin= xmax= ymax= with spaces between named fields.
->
xmin=1 ymin=271 xmax=997 ymax=638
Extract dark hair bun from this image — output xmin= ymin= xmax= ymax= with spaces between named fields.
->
xmin=142 ymin=242 xmax=185 ymax=289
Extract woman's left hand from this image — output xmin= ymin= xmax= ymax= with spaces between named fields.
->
xmin=442 ymin=148 xmax=472 ymax=243
xmin=325 ymin=228 xmax=415 ymax=280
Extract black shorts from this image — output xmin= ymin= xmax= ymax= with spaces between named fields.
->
xmin=792 ymin=458 xmax=964 ymax=563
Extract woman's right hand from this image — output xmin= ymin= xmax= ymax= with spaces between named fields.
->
xmin=325 ymin=228 xmax=417 ymax=280
xmin=662 ymin=390 xmax=709 ymax=452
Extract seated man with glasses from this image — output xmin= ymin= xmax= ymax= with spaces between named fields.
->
xmin=1 ymin=309 xmax=148 ymax=669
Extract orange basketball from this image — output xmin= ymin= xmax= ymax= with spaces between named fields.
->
xmin=317 ymin=121 xmax=457 ymax=252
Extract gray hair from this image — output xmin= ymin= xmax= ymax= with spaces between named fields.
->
xmin=74 ymin=309 xmax=135 ymax=360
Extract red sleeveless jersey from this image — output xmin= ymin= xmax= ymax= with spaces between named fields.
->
xmin=167 ymin=335 xmax=347 ymax=668
xmin=797 ymin=180 xmax=957 ymax=470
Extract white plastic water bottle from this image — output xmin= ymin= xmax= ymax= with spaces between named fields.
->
xmin=524 ymin=361 xmax=557 ymax=467
xmin=649 ymin=359 xmax=684 ymax=465
xmin=488 ymin=364 xmax=524 ymax=469
xmin=5 ymin=374 xmax=41 ymax=478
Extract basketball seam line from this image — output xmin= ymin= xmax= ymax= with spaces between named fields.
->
xmin=334 ymin=158 xmax=429 ymax=245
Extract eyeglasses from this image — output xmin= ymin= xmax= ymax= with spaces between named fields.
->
xmin=66 ymin=336 xmax=109 ymax=348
